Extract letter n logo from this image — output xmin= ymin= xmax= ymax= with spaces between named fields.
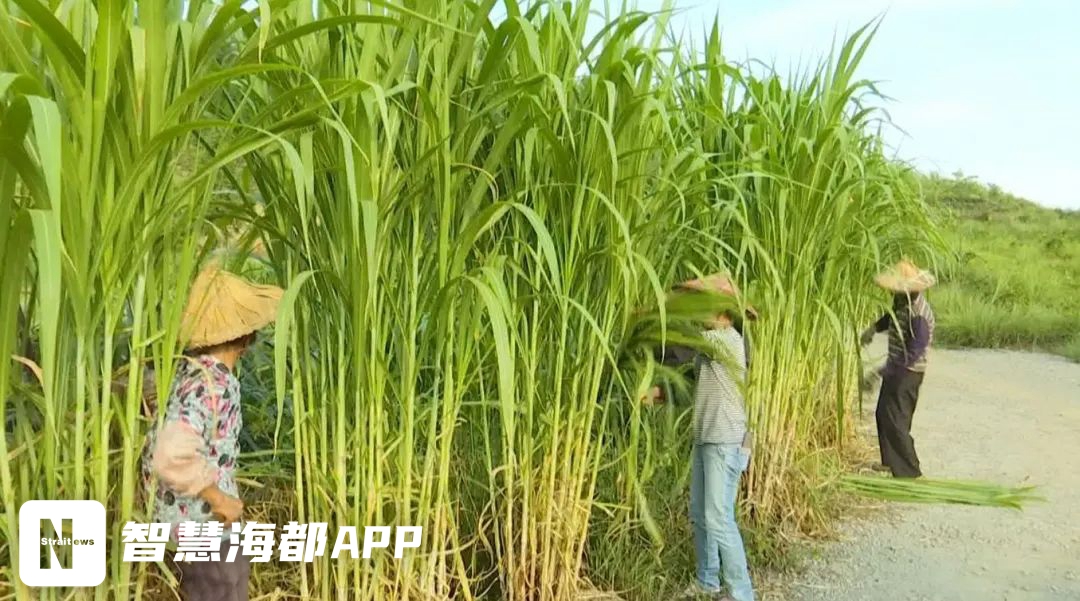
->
xmin=18 ymin=500 xmax=106 ymax=587
xmin=40 ymin=518 xmax=73 ymax=570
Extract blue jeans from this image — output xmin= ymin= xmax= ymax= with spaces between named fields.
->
xmin=690 ymin=443 xmax=755 ymax=601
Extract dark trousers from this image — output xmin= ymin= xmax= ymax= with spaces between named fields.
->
xmin=174 ymin=543 xmax=250 ymax=601
xmin=875 ymin=369 xmax=925 ymax=478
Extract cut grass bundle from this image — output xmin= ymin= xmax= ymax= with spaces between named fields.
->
xmin=841 ymin=475 xmax=1044 ymax=509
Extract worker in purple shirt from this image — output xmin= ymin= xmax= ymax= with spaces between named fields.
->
xmin=860 ymin=260 xmax=937 ymax=479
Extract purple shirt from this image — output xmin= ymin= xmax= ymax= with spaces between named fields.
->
xmin=874 ymin=294 xmax=935 ymax=377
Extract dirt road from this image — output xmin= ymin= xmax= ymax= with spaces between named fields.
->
xmin=780 ymin=343 xmax=1080 ymax=601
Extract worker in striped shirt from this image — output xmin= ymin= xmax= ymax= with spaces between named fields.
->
xmin=648 ymin=273 xmax=757 ymax=601
xmin=861 ymin=260 xmax=937 ymax=479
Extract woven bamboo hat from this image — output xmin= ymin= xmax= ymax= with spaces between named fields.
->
xmin=676 ymin=273 xmax=758 ymax=320
xmin=180 ymin=263 xmax=284 ymax=350
xmin=874 ymin=260 xmax=936 ymax=293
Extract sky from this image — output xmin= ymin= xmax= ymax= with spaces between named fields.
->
xmin=614 ymin=0 xmax=1079 ymax=209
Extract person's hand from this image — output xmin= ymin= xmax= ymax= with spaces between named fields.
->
xmin=680 ymin=277 xmax=707 ymax=292
xmin=859 ymin=328 xmax=875 ymax=347
xmin=681 ymin=276 xmax=721 ymax=293
xmin=680 ymin=273 xmax=735 ymax=295
xmin=199 ymin=485 xmax=244 ymax=525
xmin=639 ymin=385 xmax=665 ymax=405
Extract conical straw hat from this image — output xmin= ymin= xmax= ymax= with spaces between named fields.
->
xmin=676 ymin=272 xmax=758 ymax=320
xmin=180 ymin=264 xmax=284 ymax=349
xmin=874 ymin=260 xmax=936 ymax=293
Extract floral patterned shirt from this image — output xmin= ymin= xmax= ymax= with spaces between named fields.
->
xmin=141 ymin=354 xmax=242 ymax=538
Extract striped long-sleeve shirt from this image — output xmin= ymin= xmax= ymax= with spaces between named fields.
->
xmin=655 ymin=326 xmax=749 ymax=445
xmin=874 ymin=294 xmax=935 ymax=377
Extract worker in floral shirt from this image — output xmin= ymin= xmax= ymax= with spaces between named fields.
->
xmin=142 ymin=262 xmax=282 ymax=601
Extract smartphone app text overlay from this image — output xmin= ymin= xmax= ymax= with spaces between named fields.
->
xmin=122 ymin=522 xmax=423 ymax=563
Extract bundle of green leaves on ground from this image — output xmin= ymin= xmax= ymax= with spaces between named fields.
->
xmin=841 ymin=475 xmax=1043 ymax=510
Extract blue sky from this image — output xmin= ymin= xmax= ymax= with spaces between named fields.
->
xmin=609 ymin=0 xmax=1079 ymax=209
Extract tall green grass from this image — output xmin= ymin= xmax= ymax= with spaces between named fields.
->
xmin=674 ymin=20 xmax=940 ymax=544
xmin=2 ymin=2 xmax=937 ymax=599
xmin=0 ymin=0 xmax=285 ymax=597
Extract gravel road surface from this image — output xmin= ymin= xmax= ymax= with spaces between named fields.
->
xmin=780 ymin=343 xmax=1080 ymax=601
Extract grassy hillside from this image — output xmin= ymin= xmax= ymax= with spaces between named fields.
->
xmin=925 ymin=174 xmax=1080 ymax=361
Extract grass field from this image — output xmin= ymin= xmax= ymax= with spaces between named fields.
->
xmin=924 ymin=173 xmax=1080 ymax=361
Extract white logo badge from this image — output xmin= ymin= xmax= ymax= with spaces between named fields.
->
xmin=19 ymin=500 xmax=106 ymax=587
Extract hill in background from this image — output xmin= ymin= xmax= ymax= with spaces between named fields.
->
xmin=924 ymin=173 xmax=1080 ymax=361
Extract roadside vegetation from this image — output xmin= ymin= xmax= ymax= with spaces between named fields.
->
xmin=925 ymin=174 xmax=1080 ymax=361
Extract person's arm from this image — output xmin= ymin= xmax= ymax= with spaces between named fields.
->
xmin=903 ymin=315 xmax=932 ymax=368
xmin=653 ymin=342 xmax=700 ymax=367
xmin=640 ymin=340 xmax=702 ymax=404
xmin=152 ymin=370 xmax=242 ymax=522
xmin=151 ymin=420 xmax=219 ymax=497
xmin=861 ymin=313 xmax=892 ymax=346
